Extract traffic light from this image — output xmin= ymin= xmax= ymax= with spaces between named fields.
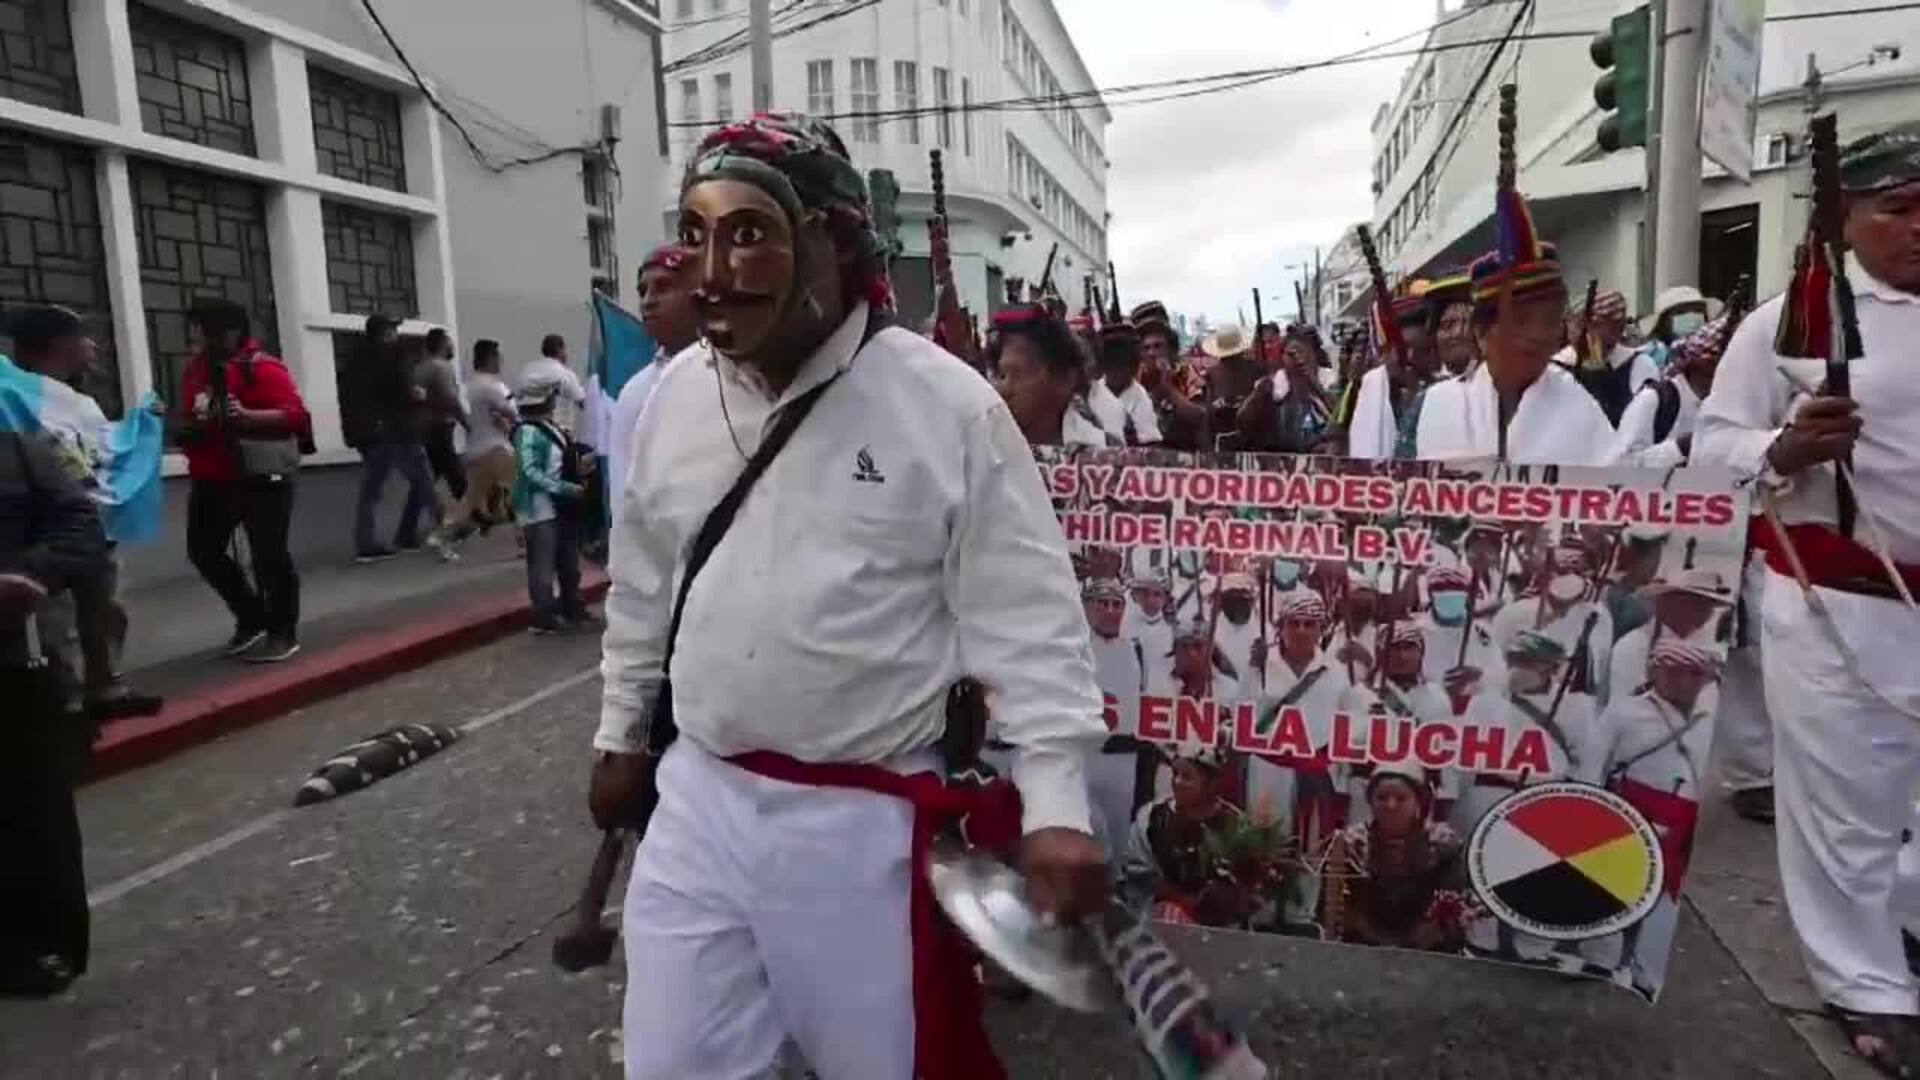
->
xmin=1591 ymin=4 xmax=1651 ymax=153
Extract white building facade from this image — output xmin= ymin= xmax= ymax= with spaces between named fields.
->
xmin=1341 ymin=0 xmax=1920 ymax=318
xmin=661 ymin=0 xmax=1108 ymax=328
xmin=0 ymin=0 xmax=668 ymax=456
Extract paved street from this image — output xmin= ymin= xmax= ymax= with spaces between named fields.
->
xmin=0 ymin=632 xmax=1853 ymax=1078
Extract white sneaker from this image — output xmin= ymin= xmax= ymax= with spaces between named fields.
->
xmin=426 ymin=535 xmax=460 ymax=562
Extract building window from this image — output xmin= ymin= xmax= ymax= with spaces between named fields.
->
xmin=308 ymin=65 xmax=408 ymax=193
xmin=0 ymin=0 xmax=81 ymax=114
xmin=583 ymin=155 xmax=611 ymax=212
xmin=713 ymin=72 xmax=732 ymax=123
xmin=321 ymin=201 xmax=418 ymax=317
xmin=961 ymin=78 xmax=972 ymax=156
xmin=806 ymin=59 xmax=833 ymax=117
xmin=850 ymin=58 xmax=878 ymax=143
xmin=932 ymin=67 xmax=951 ymax=150
xmin=129 ymin=159 xmax=277 ymax=401
xmin=678 ymin=76 xmax=700 ymax=145
xmin=894 ymin=60 xmax=918 ymax=145
xmin=128 ymin=3 xmax=256 ymax=157
xmin=0 ymin=129 xmax=116 ymax=414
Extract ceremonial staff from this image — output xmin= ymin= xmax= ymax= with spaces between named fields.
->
xmin=1355 ymin=224 xmax=1402 ymax=376
xmin=1777 ymin=114 xmax=1865 ymax=537
xmin=927 ymin=149 xmax=978 ymax=367
xmin=1571 ymin=278 xmax=1600 ymax=369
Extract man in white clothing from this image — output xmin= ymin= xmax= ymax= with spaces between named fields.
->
xmin=1083 ymin=576 xmax=1145 ymax=861
xmin=1608 ymin=315 xmax=1725 ymax=468
xmin=1488 ymin=539 xmax=1614 ymax=708
xmin=1348 ymin=621 xmax=1460 ymax=827
xmin=1123 ymin=568 xmax=1175 ymax=673
xmin=607 ymin=243 xmax=701 ymax=512
xmin=593 ymin=114 xmax=1105 ymax=1080
xmin=1605 ymin=567 xmax=1731 ymax=706
xmin=1347 ymin=291 xmax=1436 ymax=460
xmin=1088 ymin=318 xmax=1162 ymax=446
xmin=1552 ymin=287 xmax=1659 ymax=425
xmin=1693 ymin=119 xmax=1920 ymax=1073
xmin=518 ymin=333 xmax=587 ymax=438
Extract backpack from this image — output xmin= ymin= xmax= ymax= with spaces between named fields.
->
xmin=1650 ymin=379 xmax=1683 ymax=445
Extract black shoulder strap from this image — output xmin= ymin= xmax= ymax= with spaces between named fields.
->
xmin=1651 ymin=379 xmax=1682 ymax=444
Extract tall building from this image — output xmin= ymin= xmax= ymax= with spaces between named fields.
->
xmin=1336 ymin=0 xmax=1920 ymax=318
xmin=661 ymin=0 xmax=1110 ymax=328
xmin=0 ymin=0 xmax=669 ymax=587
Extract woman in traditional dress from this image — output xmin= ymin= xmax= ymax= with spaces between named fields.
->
xmin=1322 ymin=765 xmax=1474 ymax=952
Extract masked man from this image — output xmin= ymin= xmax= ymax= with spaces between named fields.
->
xmin=1580 ymin=637 xmax=1723 ymax=997
xmin=1606 ymin=567 xmax=1731 ymax=706
xmin=1084 ymin=576 xmax=1145 ymax=862
xmin=1123 ymin=568 xmax=1175 ymax=675
xmin=595 ymin=114 xmax=1106 ymax=1080
xmin=1553 ymin=287 xmax=1660 ymax=424
xmin=1211 ymin=571 xmax=1262 ymax=687
xmin=1489 ymin=540 xmax=1614 ymax=710
xmin=1694 ymin=119 xmax=1920 ymax=1074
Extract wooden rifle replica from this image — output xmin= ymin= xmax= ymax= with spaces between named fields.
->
xmin=1355 ymin=224 xmax=1402 ymax=380
xmin=1571 ymin=278 xmax=1600 ymax=370
xmin=1776 ymin=113 xmax=1864 ymax=537
xmin=1035 ymin=241 xmax=1061 ymax=313
xmin=927 ymin=149 xmax=979 ymax=368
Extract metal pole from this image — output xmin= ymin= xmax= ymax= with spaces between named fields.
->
xmin=1638 ymin=0 xmax=1667 ymax=313
xmin=749 ymin=0 xmax=773 ymax=112
xmin=1653 ymin=0 xmax=1706 ymax=294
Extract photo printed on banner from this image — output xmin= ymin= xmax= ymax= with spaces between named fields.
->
xmin=1033 ymin=446 xmax=1749 ymax=1003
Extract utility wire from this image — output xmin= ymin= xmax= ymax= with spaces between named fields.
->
xmin=1766 ymin=2 xmax=1920 ymax=22
xmin=664 ymin=0 xmax=824 ymax=73
xmin=359 ymin=0 xmax=606 ymax=171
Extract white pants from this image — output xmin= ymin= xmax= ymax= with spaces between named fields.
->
xmin=1762 ymin=568 xmax=1920 ymax=1013
xmin=621 ymin=741 xmax=918 ymax=1078
xmin=1086 ymin=749 xmax=1138 ymax=866
xmin=1720 ymin=558 xmax=1774 ymax=792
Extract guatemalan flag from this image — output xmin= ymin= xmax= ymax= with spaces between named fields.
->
xmin=0 ymin=356 xmax=167 ymax=543
xmin=580 ymin=291 xmax=658 ymax=529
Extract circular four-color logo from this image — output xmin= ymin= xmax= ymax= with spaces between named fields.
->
xmin=1467 ymin=782 xmax=1664 ymax=941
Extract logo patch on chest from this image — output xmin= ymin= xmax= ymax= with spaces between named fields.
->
xmin=852 ymin=445 xmax=886 ymax=484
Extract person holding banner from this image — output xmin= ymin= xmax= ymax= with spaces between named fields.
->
xmin=597 ymin=113 xmax=1105 ymax=1080
xmin=1694 ymin=118 xmax=1920 ymax=1076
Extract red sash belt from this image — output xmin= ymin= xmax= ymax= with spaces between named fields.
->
xmin=725 ymin=751 xmax=1019 ymax=1080
xmin=1612 ymin=777 xmax=1699 ymax=898
xmin=1752 ymin=520 xmax=1920 ymax=601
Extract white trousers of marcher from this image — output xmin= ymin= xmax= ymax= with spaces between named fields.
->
xmin=1086 ymin=749 xmax=1137 ymax=868
xmin=621 ymin=739 xmax=919 ymax=1079
xmin=1720 ymin=556 xmax=1774 ymax=792
xmin=1762 ymin=567 xmax=1920 ymax=1014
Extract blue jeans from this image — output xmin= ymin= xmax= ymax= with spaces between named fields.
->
xmin=524 ymin=518 xmax=582 ymax=624
xmin=354 ymin=441 xmax=439 ymax=553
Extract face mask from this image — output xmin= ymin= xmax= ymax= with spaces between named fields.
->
xmin=1669 ymin=312 xmax=1707 ymax=337
xmin=1548 ymin=573 xmax=1586 ymax=604
xmin=1272 ymin=560 xmax=1302 ymax=589
xmin=1431 ymin=592 xmax=1468 ymax=625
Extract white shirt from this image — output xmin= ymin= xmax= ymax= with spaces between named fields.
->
xmin=1346 ymin=365 xmax=1398 ymax=461
xmin=607 ymin=350 xmax=671 ymax=520
xmin=1696 ymin=260 xmax=1920 ymax=562
xmin=599 ymin=304 xmax=1105 ymax=834
xmin=1581 ymin=689 xmax=1718 ymax=800
xmin=1213 ymin=613 xmax=1262 ymax=687
xmin=1551 ymin=341 xmax=1661 ymax=396
xmin=1463 ymin=684 xmax=1596 ymax=780
xmin=463 ymin=372 xmax=515 ymax=458
xmin=1124 ymin=610 xmax=1173 ymax=676
xmin=1061 ymin=397 xmax=1115 ymax=448
xmin=1415 ymin=364 xmax=1619 ymax=465
xmin=30 ymin=372 xmax=111 ymax=504
xmin=1488 ymin=594 xmax=1615 ymax=709
xmin=1090 ymin=632 xmax=1144 ymax=738
xmin=516 ymin=355 xmax=587 ymax=435
xmin=1608 ymin=376 xmax=1701 ymax=469
xmin=1088 ymin=379 xmax=1163 ymax=445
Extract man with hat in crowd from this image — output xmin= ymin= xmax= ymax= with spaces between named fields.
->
xmin=1238 ymin=323 xmax=1337 ymax=454
xmin=1132 ymin=299 xmax=1207 ymax=450
xmin=1602 ymin=524 xmax=1671 ymax=640
xmin=1426 ymin=270 xmax=1479 ymax=380
xmin=1553 ymin=286 xmax=1659 ymax=425
xmin=1152 ymin=617 xmax=1245 ymax=705
xmin=1606 ymin=566 xmax=1731 ymax=707
xmin=606 ymin=242 xmax=700 ymax=510
xmin=1638 ymin=284 xmax=1725 ymax=373
xmin=1123 ymin=564 xmax=1176 ymax=669
xmin=1458 ymin=629 xmax=1601 ymax=962
xmin=1348 ymin=284 xmax=1438 ymax=460
xmin=1195 ymin=324 xmax=1263 ymax=449
xmin=1695 ymin=118 xmax=1920 ymax=1076
xmin=1249 ymin=590 xmax=1376 ymax=928
xmin=1329 ymin=564 xmax=1386 ymax=686
xmin=1088 ymin=315 xmax=1162 ymax=446
xmin=1416 ymin=86 xmax=1616 ymax=465
xmin=1348 ymin=620 xmax=1460 ymax=828
xmin=1489 ymin=537 xmax=1614 ymax=709
xmin=595 ymin=113 xmax=1106 ymax=1080
xmin=1609 ymin=314 xmax=1732 ymax=469
xmin=1083 ymin=575 xmax=1146 ymax=862
xmin=1421 ymin=564 xmax=1502 ymax=691
xmin=1580 ymin=636 xmax=1725 ymax=996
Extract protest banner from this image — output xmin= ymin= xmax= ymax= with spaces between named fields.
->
xmin=1037 ymin=445 xmax=1748 ymax=1003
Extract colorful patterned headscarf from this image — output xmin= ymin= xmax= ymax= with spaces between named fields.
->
xmin=640 ymin=242 xmax=688 ymax=275
xmin=682 ymin=112 xmax=892 ymax=310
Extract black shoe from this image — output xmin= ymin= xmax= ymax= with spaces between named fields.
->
xmin=560 ymin=609 xmax=602 ymax=632
xmin=355 ymin=547 xmax=398 ymax=564
xmin=528 ymin=618 xmax=562 ymax=636
xmin=239 ymin=635 xmax=301 ymax=663
xmin=0 ymin=955 xmax=75 ymax=998
xmin=1731 ymin=786 xmax=1775 ymax=824
xmin=224 ymin=627 xmax=267 ymax=655
xmin=89 ymin=692 xmax=165 ymax=721
xmin=393 ymin=537 xmax=423 ymax=554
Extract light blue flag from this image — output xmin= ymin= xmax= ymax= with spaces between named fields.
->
xmin=0 ymin=355 xmax=46 ymax=433
xmin=102 ymin=394 xmax=165 ymax=544
xmin=590 ymin=292 xmax=657 ymax=398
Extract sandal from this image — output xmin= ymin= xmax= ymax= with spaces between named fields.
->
xmin=1828 ymin=1004 xmax=1920 ymax=1079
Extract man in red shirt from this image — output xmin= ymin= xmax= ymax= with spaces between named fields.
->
xmin=174 ymin=300 xmax=310 ymax=662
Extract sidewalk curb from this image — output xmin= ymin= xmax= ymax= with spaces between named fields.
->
xmin=87 ymin=573 xmax=609 ymax=782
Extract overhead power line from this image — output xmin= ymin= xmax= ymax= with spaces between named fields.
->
xmin=1766 ymin=2 xmax=1920 ymax=21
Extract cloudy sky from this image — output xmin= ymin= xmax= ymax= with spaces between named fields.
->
xmin=1052 ymin=0 xmax=1443 ymax=328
